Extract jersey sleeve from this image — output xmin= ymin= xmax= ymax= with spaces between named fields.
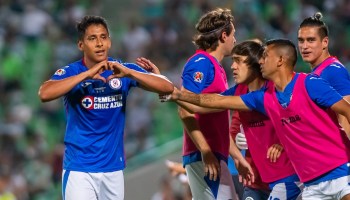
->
xmin=221 ymin=85 xmax=237 ymax=96
xmin=305 ymin=74 xmax=343 ymax=108
xmin=240 ymin=89 xmax=267 ymax=115
xmin=182 ymin=55 xmax=214 ymax=94
xmin=321 ymin=64 xmax=350 ymax=96
xmin=51 ymin=65 xmax=77 ymax=80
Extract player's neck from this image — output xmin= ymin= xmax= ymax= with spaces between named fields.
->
xmin=310 ymin=52 xmax=331 ymax=69
xmin=247 ymin=77 xmax=265 ymax=92
xmin=207 ymin=49 xmax=224 ymax=63
xmin=274 ymin=70 xmax=295 ymax=92
xmin=83 ymin=57 xmax=105 ymax=69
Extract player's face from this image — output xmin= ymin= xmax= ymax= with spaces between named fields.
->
xmin=78 ymin=24 xmax=111 ymax=64
xmin=224 ymin=24 xmax=236 ymax=56
xmin=231 ymin=55 xmax=252 ymax=84
xmin=259 ymin=46 xmax=279 ymax=79
xmin=298 ymin=26 xmax=328 ymax=66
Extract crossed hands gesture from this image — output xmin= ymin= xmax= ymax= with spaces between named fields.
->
xmin=85 ymin=60 xmax=133 ymax=82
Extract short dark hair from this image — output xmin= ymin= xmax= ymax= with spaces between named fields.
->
xmin=76 ymin=15 xmax=109 ymax=40
xmin=232 ymin=40 xmax=264 ymax=74
xmin=299 ymin=12 xmax=328 ymax=39
xmin=266 ymin=39 xmax=298 ymax=67
xmin=193 ymin=8 xmax=234 ymax=51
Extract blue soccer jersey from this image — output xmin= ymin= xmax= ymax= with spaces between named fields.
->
xmin=51 ymin=58 xmax=147 ymax=172
xmin=312 ymin=62 xmax=350 ymax=96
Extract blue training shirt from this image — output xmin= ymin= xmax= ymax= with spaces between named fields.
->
xmin=312 ymin=62 xmax=350 ymax=96
xmin=182 ymin=54 xmax=215 ymax=94
xmin=51 ymin=57 xmax=147 ymax=172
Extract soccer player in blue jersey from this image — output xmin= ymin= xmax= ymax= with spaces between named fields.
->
xmin=298 ymin=12 xmax=350 ymax=136
xmin=38 ymin=15 xmax=173 ymax=200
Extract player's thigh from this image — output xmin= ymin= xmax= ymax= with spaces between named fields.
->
xmin=269 ymin=181 xmax=302 ymax=200
xmin=99 ymin=170 xmax=124 ymax=200
xmin=303 ymin=175 xmax=350 ymax=200
xmin=62 ymin=170 xmax=97 ymax=200
xmin=185 ymin=162 xmax=216 ymax=200
xmin=217 ymin=160 xmax=237 ymax=200
xmin=185 ymin=161 xmax=237 ymax=200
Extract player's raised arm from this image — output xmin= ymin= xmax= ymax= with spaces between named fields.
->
xmin=38 ymin=60 xmax=109 ymax=102
xmin=107 ymin=61 xmax=174 ymax=94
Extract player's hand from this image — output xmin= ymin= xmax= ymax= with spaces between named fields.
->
xmin=234 ymin=158 xmax=255 ymax=185
xmin=165 ymin=160 xmax=186 ymax=177
xmin=136 ymin=57 xmax=161 ymax=75
xmin=267 ymin=144 xmax=283 ymax=162
xmin=160 ymin=87 xmax=180 ymax=102
xmin=235 ymin=132 xmax=248 ymax=150
xmin=86 ymin=60 xmax=108 ymax=82
xmin=202 ymin=151 xmax=220 ymax=181
xmin=107 ymin=61 xmax=130 ymax=80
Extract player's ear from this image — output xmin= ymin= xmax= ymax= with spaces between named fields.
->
xmin=322 ymin=36 xmax=329 ymax=50
xmin=77 ymin=40 xmax=83 ymax=51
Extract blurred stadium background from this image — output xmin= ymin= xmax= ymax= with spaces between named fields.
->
xmin=0 ymin=0 xmax=350 ymax=199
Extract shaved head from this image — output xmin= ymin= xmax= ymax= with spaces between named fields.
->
xmin=266 ymin=39 xmax=297 ymax=68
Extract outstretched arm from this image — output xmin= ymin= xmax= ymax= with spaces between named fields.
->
xmin=137 ymin=58 xmax=224 ymax=114
xmin=172 ymin=89 xmax=250 ymax=111
xmin=108 ymin=61 xmax=174 ymax=94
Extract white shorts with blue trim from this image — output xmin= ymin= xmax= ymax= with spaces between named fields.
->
xmin=185 ymin=160 xmax=238 ymax=200
xmin=302 ymin=175 xmax=350 ymax=200
xmin=269 ymin=181 xmax=303 ymax=200
xmin=62 ymin=170 xmax=124 ymax=200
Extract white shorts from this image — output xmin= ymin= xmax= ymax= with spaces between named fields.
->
xmin=62 ymin=170 xmax=124 ymax=200
xmin=302 ymin=175 xmax=350 ymax=200
xmin=269 ymin=181 xmax=303 ymax=200
xmin=185 ymin=160 xmax=237 ymax=200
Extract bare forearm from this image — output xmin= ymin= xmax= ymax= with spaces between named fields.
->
xmin=176 ymin=100 xmax=223 ymax=114
xmin=177 ymin=92 xmax=250 ymax=111
xmin=38 ymin=72 xmax=89 ymax=102
xmin=178 ymin=107 xmax=211 ymax=153
xmin=229 ymin=136 xmax=245 ymax=161
xmin=128 ymin=70 xmax=173 ymax=94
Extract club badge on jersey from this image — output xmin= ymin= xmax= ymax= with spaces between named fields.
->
xmin=193 ymin=72 xmax=204 ymax=83
xmin=54 ymin=68 xmax=66 ymax=76
xmin=109 ymin=78 xmax=122 ymax=90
